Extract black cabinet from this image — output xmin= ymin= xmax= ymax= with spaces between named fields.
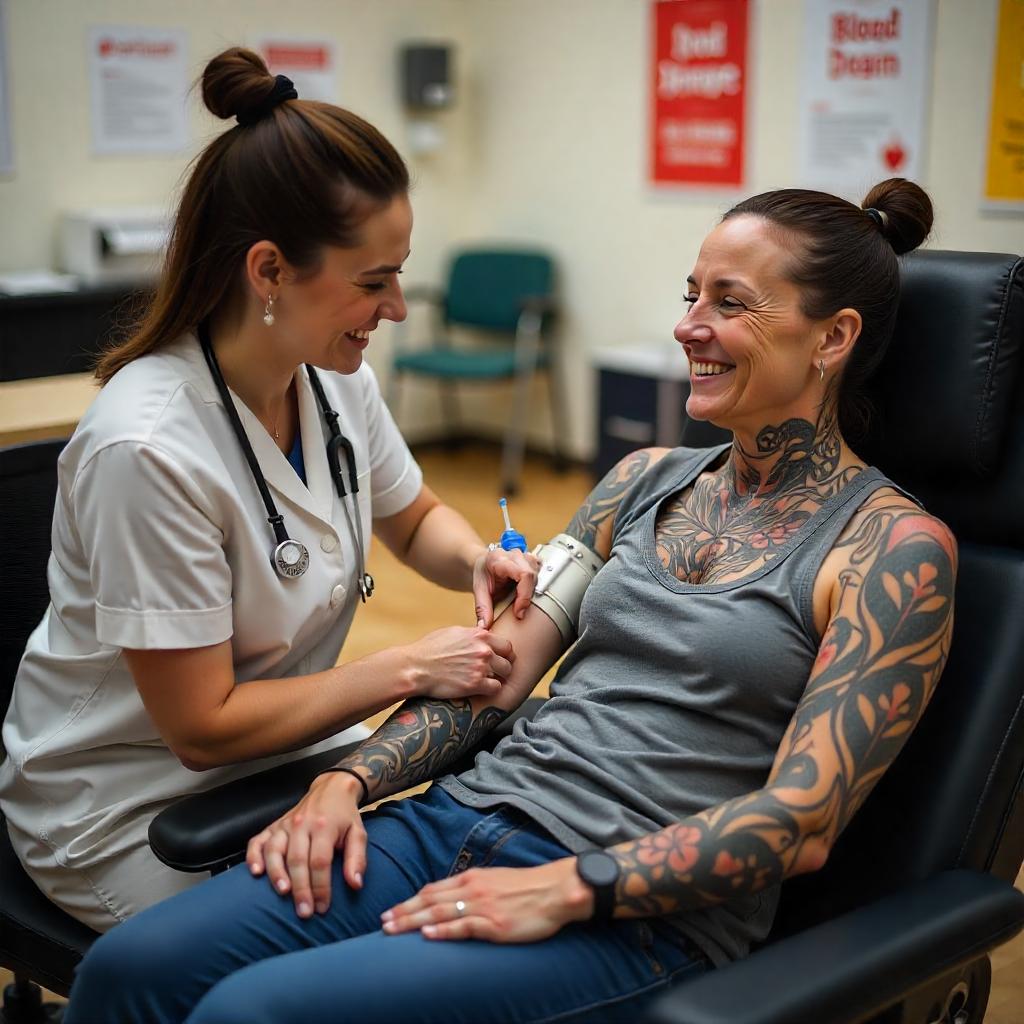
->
xmin=592 ymin=348 xmax=730 ymax=479
xmin=592 ymin=347 xmax=687 ymax=479
xmin=0 ymin=285 xmax=151 ymax=382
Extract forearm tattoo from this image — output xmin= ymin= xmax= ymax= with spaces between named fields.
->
xmin=611 ymin=504 xmax=956 ymax=917
xmin=332 ymin=700 xmax=509 ymax=803
xmin=658 ymin=410 xmax=863 ymax=584
xmin=566 ymin=449 xmax=654 ymax=548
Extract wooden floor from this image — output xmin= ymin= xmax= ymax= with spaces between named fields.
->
xmin=3 ymin=444 xmax=1022 ymax=1020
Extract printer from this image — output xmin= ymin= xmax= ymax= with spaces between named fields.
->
xmin=59 ymin=207 xmax=169 ymax=286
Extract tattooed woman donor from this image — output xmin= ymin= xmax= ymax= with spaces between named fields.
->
xmin=66 ymin=177 xmax=957 ymax=1024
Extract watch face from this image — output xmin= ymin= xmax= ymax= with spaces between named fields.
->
xmin=578 ymin=850 xmax=619 ymax=888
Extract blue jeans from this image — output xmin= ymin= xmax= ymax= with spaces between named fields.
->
xmin=65 ymin=787 xmax=705 ymax=1023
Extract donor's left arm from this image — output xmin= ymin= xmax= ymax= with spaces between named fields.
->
xmin=606 ymin=497 xmax=957 ymax=917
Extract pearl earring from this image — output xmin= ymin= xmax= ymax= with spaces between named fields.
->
xmin=818 ymin=359 xmax=825 ymax=383
xmin=263 ymin=295 xmax=275 ymax=327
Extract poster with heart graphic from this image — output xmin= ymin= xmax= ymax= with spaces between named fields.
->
xmin=797 ymin=0 xmax=935 ymax=197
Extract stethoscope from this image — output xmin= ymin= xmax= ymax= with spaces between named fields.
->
xmin=198 ymin=324 xmax=374 ymax=601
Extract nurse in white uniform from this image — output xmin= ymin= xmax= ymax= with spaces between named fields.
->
xmin=0 ymin=47 xmax=536 ymax=933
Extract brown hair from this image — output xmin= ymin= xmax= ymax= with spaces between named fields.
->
xmin=722 ymin=177 xmax=933 ymax=440
xmin=95 ymin=47 xmax=409 ymax=385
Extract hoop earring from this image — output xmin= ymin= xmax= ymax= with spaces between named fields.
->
xmin=263 ymin=295 xmax=275 ymax=327
xmin=818 ymin=359 xmax=825 ymax=383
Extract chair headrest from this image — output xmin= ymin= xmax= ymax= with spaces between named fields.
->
xmin=857 ymin=250 xmax=1024 ymax=546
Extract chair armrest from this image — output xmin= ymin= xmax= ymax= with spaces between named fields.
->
xmin=148 ymin=696 xmax=548 ymax=875
xmin=148 ymin=741 xmax=366 ymax=874
xmin=646 ymin=870 xmax=1024 ymax=1024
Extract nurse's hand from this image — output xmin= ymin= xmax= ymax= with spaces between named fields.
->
xmin=403 ymin=626 xmax=516 ymax=700
xmin=247 ymin=771 xmax=364 ymax=919
xmin=473 ymin=547 xmax=540 ymax=628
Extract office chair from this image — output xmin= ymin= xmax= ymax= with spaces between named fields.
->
xmin=388 ymin=247 xmax=567 ymax=495
xmin=0 ymin=421 xmax=536 ymax=1022
xmin=0 ymin=438 xmax=97 ymax=1022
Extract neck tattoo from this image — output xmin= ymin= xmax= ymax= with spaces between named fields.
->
xmin=656 ymin=406 xmax=862 ymax=585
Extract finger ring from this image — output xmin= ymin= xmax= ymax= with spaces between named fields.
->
xmin=455 ymin=899 xmax=467 ymax=917
xmin=487 ymin=543 xmax=499 ymax=552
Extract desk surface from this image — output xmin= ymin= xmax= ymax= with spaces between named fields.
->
xmin=0 ymin=372 xmax=98 ymax=447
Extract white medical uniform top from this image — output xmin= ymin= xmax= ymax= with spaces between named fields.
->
xmin=0 ymin=333 xmax=422 ymax=875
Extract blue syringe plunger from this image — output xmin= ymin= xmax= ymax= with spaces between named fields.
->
xmin=497 ymin=496 xmax=528 ymax=552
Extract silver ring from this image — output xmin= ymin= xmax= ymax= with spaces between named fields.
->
xmin=454 ymin=899 xmax=467 ymax=918
xmin=487 ymin=543 xmax=499 ymax=552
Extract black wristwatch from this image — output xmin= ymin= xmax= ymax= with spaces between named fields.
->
xmin=575 ymin=850 xmax=620 ymax=920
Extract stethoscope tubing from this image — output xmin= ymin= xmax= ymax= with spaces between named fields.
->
xmin=198 ymin=323 xmax=373 ymax=597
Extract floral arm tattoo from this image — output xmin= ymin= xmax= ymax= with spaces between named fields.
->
xmin=330 ymin=699 xmax=509 ymax=805
xmin=608 ymin=504 xmax=957 ymax=917
xmin=327 ymin=451 xmax=660 ymax=803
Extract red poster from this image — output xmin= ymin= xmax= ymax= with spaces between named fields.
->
xmin=650 ymin=0 xmax=749 ymax=187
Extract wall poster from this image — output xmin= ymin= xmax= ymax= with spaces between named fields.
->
xmin=650 ymin=0 xmax=750 ymax=188
xmin=88 ymin=26 xmax=189 ymax=155
xmin=257 ymin=39 xmax=337 ymax=103
xmin=798 ymin=0 xmax=935 ymax=196
xmin=0 ymin=0 xmax=12 ymax=176
xmin=983 ymin=0 xmax=1024 ymax=212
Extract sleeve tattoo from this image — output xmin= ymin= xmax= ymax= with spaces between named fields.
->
xmin=609 ymin=506 xmax=957 ymax=917
xmin=329 ymin=699 xmax=509 ymax=804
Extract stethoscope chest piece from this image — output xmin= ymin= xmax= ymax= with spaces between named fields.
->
xmin=358 ymin=571 xmax=375 ymax=602
xmin=273 ymin=539 xmax=310 ymax=579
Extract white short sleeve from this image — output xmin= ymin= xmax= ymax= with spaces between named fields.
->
xmin=361 ymin=365 xmax=423 ymax=518
xmin=72 ymin=441 xmax=233 ymax=649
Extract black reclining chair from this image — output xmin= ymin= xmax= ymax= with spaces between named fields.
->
xmin=650 ymin=249 xmax=1024 ymax=1023
xmin=2 ymin=250 xmax=1023 ymax=1024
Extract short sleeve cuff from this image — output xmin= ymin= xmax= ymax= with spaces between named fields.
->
xmin=371 ymin=455 xmax=424 ymax=519
xmin=95 ymin=600 xmax=233 ymax=650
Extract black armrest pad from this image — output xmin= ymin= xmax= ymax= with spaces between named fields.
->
xmin=149 ymin=696 xmax=548 ymax=875
xmin=647 ymin=871 xmax=1024 ymax=1024
xmin=149 ymin=740 xmax=366 ymax=873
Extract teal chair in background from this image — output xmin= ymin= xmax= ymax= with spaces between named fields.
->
xmin=389 ymin=248 xmax=567 ymax=495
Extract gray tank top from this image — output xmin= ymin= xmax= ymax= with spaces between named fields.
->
xmin=440 ymin=444 xmax=907 ymax=965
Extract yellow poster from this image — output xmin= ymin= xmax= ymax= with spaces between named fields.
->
xmin=985 ymin=0 xmax=1024 ymax=209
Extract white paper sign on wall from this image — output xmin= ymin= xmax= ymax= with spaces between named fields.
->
xmin=0 ymin=0 xmax=13 ymax=175
xmin=257 ymin=39 xmax=337 ymax=104
xmin=88 ymin=26 xmax=189 ymax=156
xmin=798 ymin=0 xmax=935 ymax=197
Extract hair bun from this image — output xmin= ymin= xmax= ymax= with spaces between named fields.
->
xmin=861 ymin=177 xmax=934 ymax=256
xmin=201 ymin=47 xmax=277 ymax=122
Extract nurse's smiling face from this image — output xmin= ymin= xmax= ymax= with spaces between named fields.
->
xmin=256 ymin=193 xmax=413 ymax=376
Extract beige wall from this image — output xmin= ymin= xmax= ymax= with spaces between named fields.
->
xmin=452 ymin=0 xmax=1022 ymax=457
xmin=2 ymin=0 xmax=1020 ymax=458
